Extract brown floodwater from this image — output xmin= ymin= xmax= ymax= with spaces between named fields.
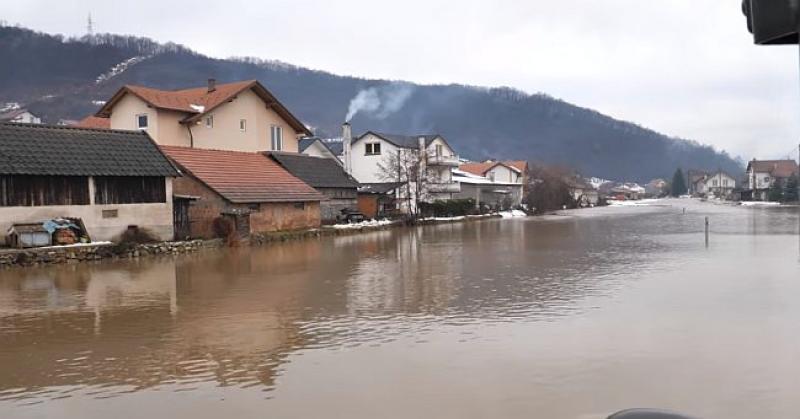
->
xmin=1 ymin=199 xmax=799 ymax=419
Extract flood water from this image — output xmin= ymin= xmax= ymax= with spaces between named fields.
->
xmin=1 ymin=199 xmax=799 ymax=419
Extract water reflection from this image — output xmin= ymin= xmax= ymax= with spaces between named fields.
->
xmin=1 ymin=200 xmax=799 ymax=419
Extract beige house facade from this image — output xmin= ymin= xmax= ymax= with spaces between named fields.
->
xmin=96 ymin=79 xmax=311 ymax=153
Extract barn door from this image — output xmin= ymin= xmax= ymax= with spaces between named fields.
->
xmin=173 ymin=198 xmax=192 ymax=240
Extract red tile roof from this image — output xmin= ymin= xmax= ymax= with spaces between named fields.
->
xmin=748 ymin=160 xmax=799 ymax=178
xmin=160 ymin=146 xmax=323 ymax=203
xmin=73 ymin=115 xmax=111 ymax=129
xmin=96 ymin=80 xmax=311 ymax=135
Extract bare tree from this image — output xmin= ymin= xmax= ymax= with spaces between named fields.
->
xmin=377 ymin=148 xmax=436 ymax=216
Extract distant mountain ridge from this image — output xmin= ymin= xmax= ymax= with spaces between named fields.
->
xmin=0 ymin=24 xmax=743 ymax=182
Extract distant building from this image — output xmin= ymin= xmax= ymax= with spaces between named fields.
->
xmin=0 ymin=123 xmax=179 ymax=242
xmin=645 ymin=179 xmax=668 ymax=197
xmin=459 ymin=160 xmax=528 ymax=185
xmin=161 ymin=146 xmax=323 ymax=239
xmin=341 ymin=125 xmax=461 ymax=212
xmin=0 ymin=108 xmax=41 ymax=124
xmin=564 ymin=176 xmax=599 ymax=207
xmin=704 ymin=170 xmax=737 ymax=199
xmin=743 ymin=159 xmax=799 ymax=201
xmin=452 ymin=169 xmax=524 ymax=209
xmin=92 ymin=79 xmax=312 ymax=153
xmin=268 ymin=152 xmax=359 ymax=223
xmin=687 ymin=170 xmax=709 ymax=195
xmin=298 ymin=137 xmax=342 ymax=162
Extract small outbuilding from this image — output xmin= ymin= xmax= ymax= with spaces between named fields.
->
xmin=161 ymin=146 xmax=324 ymax=239
xmin=0 ymin=123 xmax=180 ymax=243
xmin=268 ymin=152 xmax=360 ymax=223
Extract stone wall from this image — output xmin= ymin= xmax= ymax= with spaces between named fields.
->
xmin=0 ymin=239 xmax=223 ymax=268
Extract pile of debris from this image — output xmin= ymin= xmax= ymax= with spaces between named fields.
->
xmin=7 ymin=217 xmax=91 ymax=248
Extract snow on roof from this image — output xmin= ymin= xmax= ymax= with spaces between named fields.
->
xmin=189 ymin=104 xmax=205 ymax=113
xmin=452 ymin=169 xmax=521 ymax=186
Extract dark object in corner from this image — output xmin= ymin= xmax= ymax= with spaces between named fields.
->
xmin=743 ymin=0 xmax=800 ymax=45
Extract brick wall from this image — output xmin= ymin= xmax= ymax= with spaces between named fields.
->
xmin=173 ymin=175 xmax=321 ymax=238
xmin=249 ymin=202 xmax=321 ymax=233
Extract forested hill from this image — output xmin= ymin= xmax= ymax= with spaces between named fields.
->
xmin=0 ymin=24 xmax=743 ymax=182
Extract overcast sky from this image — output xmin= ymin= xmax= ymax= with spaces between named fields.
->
xmin=4 ymin=0 xmax=800 ymax=160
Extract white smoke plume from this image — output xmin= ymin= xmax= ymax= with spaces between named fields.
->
xmin=345 ymin=82 xmax=415 ymax=122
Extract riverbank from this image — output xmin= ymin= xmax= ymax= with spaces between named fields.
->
xmin=0 ymin=212 xmax=519 ymax=268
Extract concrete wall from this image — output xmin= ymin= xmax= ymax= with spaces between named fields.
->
xmin=109 ymin=94 xmax=159 ymax=137
xmin=172 ymin=174 xmax=320 ymax=239
xmin=0 ymin=178 xmax=174 ymax=243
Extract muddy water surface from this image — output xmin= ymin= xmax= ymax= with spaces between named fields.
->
xmin=1 ymin=200 xmax=800 ymax=419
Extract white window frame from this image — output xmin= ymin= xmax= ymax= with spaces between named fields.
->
xmin=271 ymin=125 xmax=283 ymax=151
xmin=136 ymin=114 xmax=148 ymax=130
xmin=435 ymin=144 xmax=443 ymax=157
xmin=240 ymin=119 xmax=247 ymax=132
xmin=365 ymin=142 xmax=382 ymax=156
xmin=205 ymin=115 xmax=214 ymax=128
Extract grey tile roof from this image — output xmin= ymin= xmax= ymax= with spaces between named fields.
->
xmin=268 ymin=152 xmax=359 ymax=189
xmin=325 ymin=141 xmax=343 ymax=156
xmin=0 ymin=123 xmax=180 ymax=177
xmin=358 ymin=182 xmax=404 ymax=194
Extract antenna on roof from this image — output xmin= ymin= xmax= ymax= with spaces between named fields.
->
xmin=87 ymin=13 xmax=93 ymax=35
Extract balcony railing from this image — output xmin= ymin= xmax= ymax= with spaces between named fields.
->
xmin=427 ymin=182 xmax=461 ymax=194
xmin=427 ymin=154 xmax=460 ymax=166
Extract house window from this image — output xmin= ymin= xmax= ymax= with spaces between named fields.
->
xmin=205 ymin=115 xmax=214 ymax=128
xmin=94 ymin=177 xmax=166 ymax=204
xmin=293 ymin=202 xmax=305 ymax=210
xmin=271 ymin=125 xmax=283 ymax=151
xmin=723 ymin=179 xmax=729 ymax=187
xmin=488 ymin=172 xmax=496 ymax=182
xmin=712 ymin=180 xmax=719 ymax=187
xmin=365 ymin=143 xmax=382 ymax=155
xmin=136 ymin=114 xmax=148 ymax=130
xmin=435 ymin=144 xmax=443 ymax=156
xmin=240 ymin=119 xmax=247 ymax=132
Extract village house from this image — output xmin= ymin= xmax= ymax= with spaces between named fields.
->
xmin=0 ymin=107 xmax=41 ymax=124
xmin=687 ymin=169 xmax=709 ymax=196
xmin=85 ymin=79 xmax=312 ymax=153
xmin=298 ymin=137 xmax=342 ymax=162
xmin=452 ymin=169 xmax=524 ymax=210
xmin=703 ymin=170 xmax=737 ymax=199
xmin=268 ymin=152 xmax=359 ymax=223
xmin=459 ymin=160 xmax=529 ymax=185
xmin=161 ymin=146 xmax=323 ymax=239
xmin=564 ymin=176 xmax=600 ymax=207
xmin=644 ymin=178 xmax=668 ymax=198
xmin=341 ymin=124 xmax=461 ymax=211
xmin=0 ymin=123 xmax=179 ymax=243
xmin=743 ymin=159 xmax=799 ymax=201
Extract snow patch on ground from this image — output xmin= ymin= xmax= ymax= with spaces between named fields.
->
xmin=499 ymin=210 xmax=527 ymax=218
xmin=607 ymin=199 xmax=662 ymax=207
xmin=739 ymin=201 xmax=782 ymax=207
xmin=39 ymin=241 xmax=113 ymax=250
xmin=96 ymin=55 xmax=152 ymax=84
xmin=329 ymin=219 xmax=396 ymax=230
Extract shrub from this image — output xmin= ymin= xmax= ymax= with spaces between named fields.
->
xmin=419 ymin=199 xmax=476 ymax=217
xmin=112 ymin=226 xmax=160 ymax=253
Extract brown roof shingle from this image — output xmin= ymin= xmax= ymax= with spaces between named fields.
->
xmin=73 ymin=115 xmax=111 ymax=129
xmin=160 ymin=146 xmax=323 ymax=203
xmin=459 ymin=160 xmax=527 ymax=177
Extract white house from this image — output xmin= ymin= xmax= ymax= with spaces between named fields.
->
xmin=298 ymin=137 xmax=342 ymax=162
xmin=703 ymin=171 xmax=736 ymax=198
xmin=452 ymin=169 xmax=523 ymax=209
xmin=0 ymin=108 xmax=42 ymax=124
xmin=341 ymin=124 xmax=460 ymax=211
xmin=744 ymin=159 xmax=798 ymax=201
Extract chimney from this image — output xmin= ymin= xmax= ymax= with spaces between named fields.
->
xmin=342 ymin=122 xmax=352 ymax=174
xmin=207 ymin=78 xmax=217 ymax=93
